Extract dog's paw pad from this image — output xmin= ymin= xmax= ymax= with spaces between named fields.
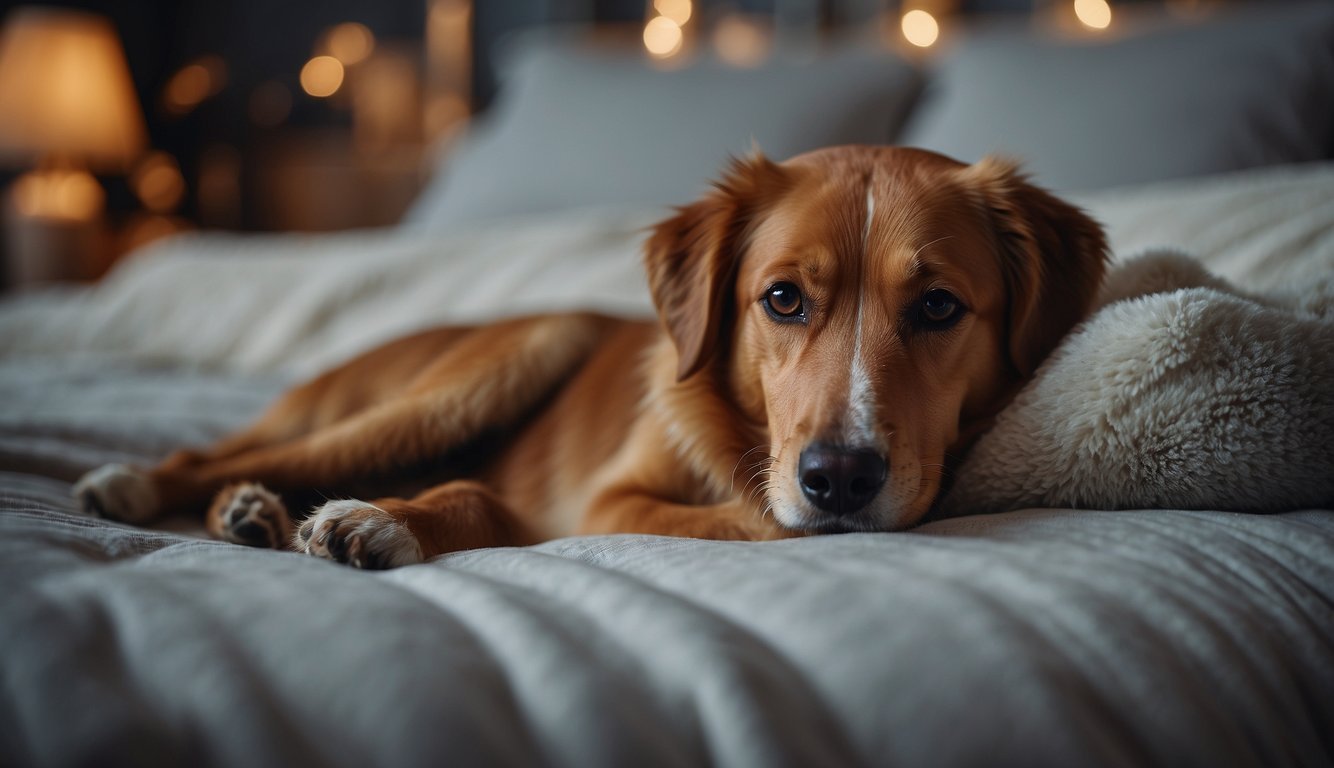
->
xmin=210 ymin=483 xmax=290 ymax=549
xmin=73 ymin=464 xmax=158 ymax=523
xmin=295 ymin=500 xmax=423 ymax=570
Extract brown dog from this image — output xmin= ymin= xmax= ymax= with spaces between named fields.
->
xmin=75 ymin=146 xmax=1107 ymax=568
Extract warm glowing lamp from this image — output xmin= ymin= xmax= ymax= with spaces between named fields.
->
xmin=0 ymin=7 xmax=146 ymax=176
xmin=0 ymin=7 xmax=146 ymax=283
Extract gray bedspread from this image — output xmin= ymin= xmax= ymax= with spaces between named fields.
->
xmin=2 ymin=360 xmax=1331 ymax=767
xmin=5 ymin=163 xmax=1334 ymax=766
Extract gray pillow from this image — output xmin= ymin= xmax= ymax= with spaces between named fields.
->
xmin=404 ymin=42 xmax=921 ymax=230
xmin=904 ymin=2 xmax=1334 ymax=191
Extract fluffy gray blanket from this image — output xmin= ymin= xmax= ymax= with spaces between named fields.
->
xmin=943 ymin=251 xmax=1334 ymax=514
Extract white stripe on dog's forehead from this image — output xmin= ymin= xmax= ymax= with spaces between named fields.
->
xmin=846 ymin=186 xmax=877 ymax=447
xmin=863 ymin=188 xmax=875 ymax=249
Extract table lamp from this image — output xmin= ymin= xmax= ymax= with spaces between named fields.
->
xmin=0 ymin=6 xmax=147 ymax=285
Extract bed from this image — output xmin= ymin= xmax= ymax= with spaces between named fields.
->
xmin=3 ymin=3 xmax=1333 ymax=766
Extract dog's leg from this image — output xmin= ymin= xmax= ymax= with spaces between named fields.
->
xmin=579 ymin=484 xmax=788 ymax=542
xmin=76 ymin=314 xmax=612 ymax=528
xmin=73 ymin=377 xmax=375 ymax=531
xmin=293 ymin=481 xmax=535 ymax=568
xmin=82 ymin=336 xmax=472 ymax=529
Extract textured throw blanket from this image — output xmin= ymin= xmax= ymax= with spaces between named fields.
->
xmin=943 ymin=250 xmax=1334 ymax=514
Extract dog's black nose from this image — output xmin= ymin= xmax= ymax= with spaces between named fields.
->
xmin=798 ymin=444 xmax=887 ymax=515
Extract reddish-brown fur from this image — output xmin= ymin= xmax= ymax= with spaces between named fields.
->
xmin=84 ymin=146 xmax=1108 ymax=567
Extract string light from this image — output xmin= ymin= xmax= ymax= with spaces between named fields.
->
xmin=643 ymin=15 xmax=683 ymax=58
xmin=300 ymin=55 xmax=345 ymax=98
xmin=321 ymin=22 xmax=375 ymax=66
xmin=653 ymin=0 xmax=692 ymax=26
xmin=164 ymin=65 xmax=209 ymax=112
xmin=901 ymin=9 xmax=940 ymax=48
xmin=163 ymin=55 xmax=226 ymax=115
xmin=1074 ymin=0 xmax=1113 ymax=30
xmin=130 ymin=151 xmax=185 ymax=213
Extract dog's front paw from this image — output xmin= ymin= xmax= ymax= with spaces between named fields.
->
xmin=295 ymin=500 xmax=423 ymax=569
xmin=73 ymin=464 xmax=159 ymax=523
xmin=209 ymin=483 xmax=291 ymax=549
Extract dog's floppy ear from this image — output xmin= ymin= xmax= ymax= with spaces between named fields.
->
xmin=645 ymin=152 xmax=790 ymax=381
xmin=957 ymin=156 xmax=1109 ymax=376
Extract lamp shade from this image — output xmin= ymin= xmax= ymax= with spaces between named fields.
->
xmin=0 ymin=7 xmax=147 ymax=170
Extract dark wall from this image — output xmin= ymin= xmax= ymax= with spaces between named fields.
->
xmin=0 ymin=0 xmax=1062 ymax=229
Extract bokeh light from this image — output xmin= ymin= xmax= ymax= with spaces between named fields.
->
xmin=1074 ymin=0 xmax=1113 ymax=30
xmin=322 ymin=22 xmax=375 ymax=66
xmin=130 ymin=152 xmax=186 ymax=213
xmin=643 ymin=16 xmax=684 ymax=58
xmin=653 ymin=0 xmax=692 ymax=26
xmin=300 ymin=55 xmax=345 ymax=98
xmin=901 ymin=10 xmax=940 ymax=48
xmin=163 ymin=55 xmax=226 ymax=115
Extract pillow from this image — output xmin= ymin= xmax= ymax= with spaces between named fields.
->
xmin=904 ymin=2 xmax=1334 ymax=191
xmin=938 ymin=251 xmax=1334 ymax=516
xmin=404 ymin=41 xmax=921 ymax=230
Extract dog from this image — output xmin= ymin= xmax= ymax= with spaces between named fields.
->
xmin=75 ymin=146 xmax=1108 ymax=569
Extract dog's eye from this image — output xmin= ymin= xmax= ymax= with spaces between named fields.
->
xmin=919 ymin=289 xmax=964 ymax=327
xmin=763 ymin=282 xmax=805 ymax=321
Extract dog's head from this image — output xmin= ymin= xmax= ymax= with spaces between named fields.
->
xmin=645 ymin=146 xmax=1108 ymax=532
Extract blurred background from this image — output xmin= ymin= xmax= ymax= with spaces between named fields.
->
xmin=0 ymin=0 xmax=1297 ymax=287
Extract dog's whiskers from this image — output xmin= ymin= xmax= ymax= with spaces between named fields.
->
xmin=745 ymin=470 xmax=777 ymax=507
xmin=739 ymin=453 xmax=775 ymax=491
xmin=748 ymin=475 xmax=780 ymax=509
xmin=729 ymin=445 xmax=768 ymax=495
